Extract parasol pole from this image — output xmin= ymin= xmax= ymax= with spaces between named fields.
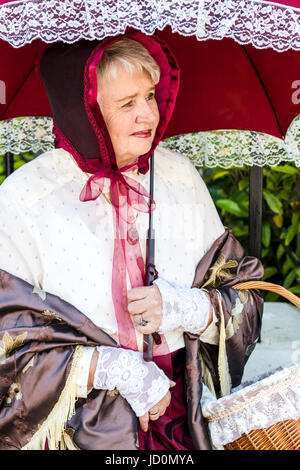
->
xmin=4 ymin=152 xmax=14 ymax=177
xmin=143 ymin=152 xmax=156 ymax=362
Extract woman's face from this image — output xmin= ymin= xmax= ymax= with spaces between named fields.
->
xmin=97 ymin=65 xmax=160 ymax=169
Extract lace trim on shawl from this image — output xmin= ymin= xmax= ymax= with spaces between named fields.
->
xmin=0 ymin=0 xmax=300 ymax=51
xmin=2 ymin=115 xmax=300 ymax=169
xmin=22 ymin=345 xmax=84 ymax=450
xmin=202 ymin=362 xmax=300 ymax=447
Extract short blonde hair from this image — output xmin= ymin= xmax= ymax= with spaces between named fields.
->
xmin=96 ymin=38 xmax=161 ymax=86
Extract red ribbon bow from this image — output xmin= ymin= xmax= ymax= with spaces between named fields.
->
xmin=79 ymin=165 xmax=157 ymax=351
xmin=79 ymin=166 xmax=156 ymax=222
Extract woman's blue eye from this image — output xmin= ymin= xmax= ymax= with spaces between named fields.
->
xmin=122 ymin=93 xmax=155 ymax=109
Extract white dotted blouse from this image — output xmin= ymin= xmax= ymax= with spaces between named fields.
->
xmin=0 ymin=143 xmax=225 ymax=396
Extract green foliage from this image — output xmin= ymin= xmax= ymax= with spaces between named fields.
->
xmin=0 ymin=153 xmax=35 ymax=183
xmin=202 ymin=164 xmax=300 ymax=302
xmin=0 ymin=160 xmax=4 ymax=185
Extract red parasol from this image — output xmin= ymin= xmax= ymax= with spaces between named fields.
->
xmin=1 ymin=30 xmax=300 ymax=138
xmin=1 ymin=1 xmax=300 ymax=141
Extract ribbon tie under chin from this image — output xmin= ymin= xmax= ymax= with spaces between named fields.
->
xmin=78 ymin=165 xmax=156 ymax=351
xmin=79 ymin=166 xmax=155 ymax=221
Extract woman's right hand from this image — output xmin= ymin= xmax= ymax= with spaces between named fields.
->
xmin=139 ymin=381 xmax=176 ymax=432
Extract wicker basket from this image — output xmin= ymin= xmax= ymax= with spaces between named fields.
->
xmin=225 ymin=418 xmax=300 ymax=450
xmin=203 ymin=280 xmax=300 ymax=451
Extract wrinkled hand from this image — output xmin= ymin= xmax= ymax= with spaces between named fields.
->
xmin=127 ymin=285 xmax=163 ymax=334
xmin=138 ymin=380 xmax=176 ymax=432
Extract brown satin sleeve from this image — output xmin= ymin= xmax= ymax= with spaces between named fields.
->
xmin=190 ymin=228 xmax=264 ymax=395
xmin=0 ymin=268 xmax=138 ymax=450
xmin=184 ymin=332 xmax=212 ymax=450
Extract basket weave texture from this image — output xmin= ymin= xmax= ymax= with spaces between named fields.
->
xmin=225 ymin=419 xmax=300 ymax=450
xmin=204 ymin=280 xmax=300 ymax=451
xmin=202 ymin=363 xmax=300 ymax=451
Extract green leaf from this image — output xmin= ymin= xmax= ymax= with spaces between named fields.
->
xmin=262 ymin=222 xmax=271 ymax=248
xmin=232 ymin=225 xmax=249 ymax=237
xmin=277 ymin=190 xmax=290 ymax=202
xmin=280 ymin=230 xmax=286 ymax=240
xmin=292 ymin=211 xmax=299 ymax=226
xmin=282 ymin=256 xmax=295 ymax=276
xmin=215 ymin=199 xmax=248 ymax=218
xmin=14 ymin=160 xmax=26 ymax=170
xmin=273 ymin=214 xmax=283 ymax=228
xmin=212 ymin=170 xmax=230 ymax=181
xmin=271 ymin=165 xmax=299 ymax=175
xmin=264 ymin=292 xmax=280 ymax=302
xmin=263 ymin=190 xmax=283 ymax=214
xmin=232 ymin=189 xmax=248 ymax=205
xmin=289 ymin=285 xmax=300 ymax=294
xmin=285 ymin=223 xmax=298 ymax=246
xmin=276 ymin=244 xmax=285 ymax=261
xmin=266 ymin=178 xmax=275 ymax=191
xmin=283 ymin=270 xmax=297 ymax=289
xmin=261 ymin=247 xmax=269 ymax=258
xmin=238 ymin=179 xmax=248 ymax=191
xmin=263 ymin=267 xmax=278 ymax=281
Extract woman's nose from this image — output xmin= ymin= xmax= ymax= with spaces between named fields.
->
xmin=136 ymin=101 xmax=157 ymax=123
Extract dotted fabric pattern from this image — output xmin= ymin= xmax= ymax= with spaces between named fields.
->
xmin=0 ymin=144 xmax=225 ymax=356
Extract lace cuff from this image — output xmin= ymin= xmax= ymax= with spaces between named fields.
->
xmin=76 ymin=346 xmax=95 ymax=398
xmin=93 ymin=346 xmax=170 ymax=417
xmin=153 ymin=277 xmax=211 ymax=335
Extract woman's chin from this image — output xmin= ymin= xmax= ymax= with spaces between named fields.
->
xmin=135 ymin=138 xmax=153 ymax=152
xmin=117 ymin=142 xmax=154 ymax=168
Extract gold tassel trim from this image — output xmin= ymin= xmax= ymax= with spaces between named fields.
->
xmin=60 ymin=429 xmax=80 ymax=450
xmin=22 ymin=345 xmax=83 ymax=450
xmin=216 ymin=290 xmax=232 ymax=397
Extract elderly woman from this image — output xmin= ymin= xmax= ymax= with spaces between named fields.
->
xmin=0 ymin=31 xmax=263 ymax=450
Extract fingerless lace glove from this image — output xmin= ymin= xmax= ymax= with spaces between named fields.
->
xmin=153 ymin=277 xmax=211 ymax=335
xmin=93 ymin=346 xmax=170 ymax=417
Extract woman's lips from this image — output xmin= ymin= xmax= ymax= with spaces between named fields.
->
xmin=131 ymin=129 xmax=152 ymax=138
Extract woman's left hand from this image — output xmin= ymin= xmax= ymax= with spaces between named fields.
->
xmin=127 ymin=285 xmax=163 ymax=334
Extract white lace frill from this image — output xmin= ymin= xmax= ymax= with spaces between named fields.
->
xmin=162 ymin=113 xmax=300 ymax=169
xmin=153 ymin=277 xmax=210 ymax=335
xmin=0 ymin=117 xmax=54 ymax=155
xmin=93 ymin=346 xmax=170 ymax=417
xmin=2 ymin=114 xmax=300 ymax=169
xmin=201 ymin=362 xmax=300 ymax=448
xmin=0 ymin=0 xmax=300 ymax=51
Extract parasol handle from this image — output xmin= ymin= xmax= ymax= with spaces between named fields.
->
xmin=233 ymin=281 xmax=300 ymax=310
xmin=144 ymin=152 xmax=155 ymax=362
